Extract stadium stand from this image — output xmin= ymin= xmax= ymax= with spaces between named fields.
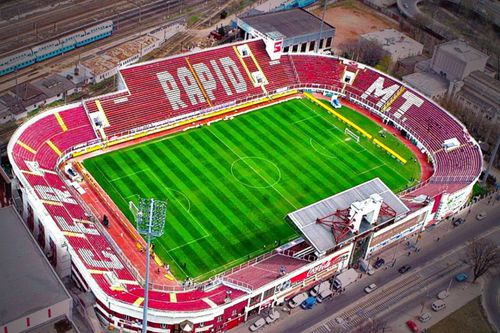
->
xmin=292 ymin=55 xmax=344 ymax=89
xmin=7 ymin=38 xmax=482 ymax=332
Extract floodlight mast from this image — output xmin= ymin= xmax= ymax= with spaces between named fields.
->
xmin=136 ymin=198 xmax=167 ymax=333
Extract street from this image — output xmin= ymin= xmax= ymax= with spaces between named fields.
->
xmin=231 ymin=194 xmax=500 ymax=333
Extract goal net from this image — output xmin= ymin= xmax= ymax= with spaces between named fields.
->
xmin=129 ymin=200 xmax=140 ymax=221
xmin=345 ymin=127 xmax=360 ymax=143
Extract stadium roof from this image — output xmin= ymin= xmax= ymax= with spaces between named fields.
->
xmin=239 ymin=8 xmax=335 ymax=39
xmin=0 ymin=206 xmax=71 ymax=326
xmin=287 ymin=178 xmax=409 ymax=254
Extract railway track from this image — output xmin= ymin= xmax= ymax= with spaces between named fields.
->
xmin=0 ymin=0 xmax=208 ymax=88
xmin=0 ymin=0 xmax=187 ymax=56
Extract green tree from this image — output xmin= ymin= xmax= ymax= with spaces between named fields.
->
xmin=375 ymin=55 xmax=392 ymax=73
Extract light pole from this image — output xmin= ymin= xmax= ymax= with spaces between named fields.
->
xmin=136 ymin=198 xmax=167 ymax=333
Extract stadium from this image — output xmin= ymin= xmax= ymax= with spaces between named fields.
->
xmin=7 ymin=36 xmax=482 ymax=333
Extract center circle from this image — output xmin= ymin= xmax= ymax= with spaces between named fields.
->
xmin=230 ymin=157 xmax=281 ymax=189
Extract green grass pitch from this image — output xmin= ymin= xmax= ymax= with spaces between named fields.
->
xmin=83 ymin=98 xmax=420 ymax=280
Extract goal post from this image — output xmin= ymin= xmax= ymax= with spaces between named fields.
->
xmin=345 ymin=127 xmax=360 ymax=143
xmin=129 ymin=200 xmax=140 ymax=220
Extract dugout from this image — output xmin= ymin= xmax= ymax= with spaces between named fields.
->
xmin=236 ymin=8 xmax=335 ymax=54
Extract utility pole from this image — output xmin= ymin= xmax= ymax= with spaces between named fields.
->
xmin=136 ymin=198 xmax=167 ymax=333
xmin=315 ymin=0 xmax=328 ymax=53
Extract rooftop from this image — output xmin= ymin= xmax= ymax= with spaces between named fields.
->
xmin=460 ymin=71 xmax=500 ymax=112
xmin=403 ymin=71 xmax=449 ymax=98
xmin=437 ymin=40 xmax=489 ymax=63
xmin=288 ymin=178 xmax=409 ymax=254
xmin=31 ymin=74 xmax=76 ymax=98
xmin=0 ymin=206 xmax=71 ymax=326
xmin=361 ymin=29 xmax=423 ymax=58
xmin=82 ymin=35 xmax=158 ymax=75
xmin=239 ymin=8 xmax=335 ymax=39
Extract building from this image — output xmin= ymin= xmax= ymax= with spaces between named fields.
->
xmin=236 ymin=8 xmax=335 ymax=53
xmin=8 ymin=83 xmax=47 ymax=113
xmin=80 ymin=35 xmax=161 ymax=84
xmin=403 ymin=71 xmax=449 ymax=101
xmin=79 ymin=24 xmax=185 ymax=84
xmin=455 ymin=71 xmax=500 ymax=165
xmin=0 ymin=99 xmax=13 ymax=124
xmin=360 ymin=29 xmax=423 ymax=62
xmin=0 ymin=206 xmax=73 ymax=333
xmin=430 ymin=39 xmax=489 ymax=82
xmin=31 ymin=74 xmax=77 ymax=106
xmin=7 ymin=38 xmax=481 ymax=332
xmin=0 ymin=74 xmax=77 ymax=121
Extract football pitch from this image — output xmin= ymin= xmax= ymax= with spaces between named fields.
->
xmin=83 ymin=98 xmax=420 ymax=280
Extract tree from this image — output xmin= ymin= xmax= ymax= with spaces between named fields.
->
xmin=375 ymin=55 xmax=393 ymax=73
xmin=465 ymin=238 xmax=500 ymax=283
xmin=337 ymin=39 xmax=385 ymax=67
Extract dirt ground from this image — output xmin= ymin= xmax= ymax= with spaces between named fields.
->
xmin=313 ymin=2 xmax=397 ymax=51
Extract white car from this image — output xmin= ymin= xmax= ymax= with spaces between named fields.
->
xmin=249 ymin=318 xmax=265 ymax=331
xmin=265 ymin=310 xmax=280 ymax=324
xmin=476 ymin=212 xmax=487 ymax=220
xmin=418 ymin=312 xmax=432 ymax=323
xmin=437 ymin=290 xmax=449 ymax=299
xmin=364 ymin=283 xmax=377 ymax=293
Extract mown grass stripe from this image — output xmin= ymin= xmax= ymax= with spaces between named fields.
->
xmin=83 ymin=98 xmax=419 ymax=279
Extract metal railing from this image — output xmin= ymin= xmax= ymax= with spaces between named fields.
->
xmin=47 ymin=82 xmax=482 ymax=294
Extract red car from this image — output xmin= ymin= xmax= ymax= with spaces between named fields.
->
xmin=406 ymin=320 xmax=419 ymax=332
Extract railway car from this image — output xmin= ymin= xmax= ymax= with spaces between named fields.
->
xmin=0 ymin=20 xmax=114 ymax=77
xmin=0 ymin=49 xmax=35 ymax=76
xmin=59 ymin=31 xmax=85 ymax=53
xmin=32 ymin=39 xmax=62 ymax=62
xmin=76 ymin=20 xmax=113 ymax=47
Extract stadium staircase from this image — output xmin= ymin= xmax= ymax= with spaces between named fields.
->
xmin=381 ymin=86 xmax=405 ymax=112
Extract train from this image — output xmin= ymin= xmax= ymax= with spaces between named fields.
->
xmin=0 ymin=20 xmax=113 ymax=77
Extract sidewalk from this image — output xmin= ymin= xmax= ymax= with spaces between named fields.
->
xmin=388 ymin=277 xmax=483 ymax=331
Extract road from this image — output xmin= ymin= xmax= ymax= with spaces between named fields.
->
xmin=231 ymin=195 xmax=500 ymax=333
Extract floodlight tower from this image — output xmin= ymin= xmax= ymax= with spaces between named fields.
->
xmin=136 ymin=198 xmax=167 ymax=333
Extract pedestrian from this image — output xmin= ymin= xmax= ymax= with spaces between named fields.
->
xmin=407 ymin=251 xmax=411 ymax=256
xmin=436 ymin=237 xmax=440 ymax=242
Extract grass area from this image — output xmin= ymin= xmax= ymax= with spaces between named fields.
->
xmin=429 ymin=297 xmax=494 ymax=333
xmin=472 ymin=182 xmax=489 ymax=199
xmin=83 ymin=99 xmax=420 ymax=280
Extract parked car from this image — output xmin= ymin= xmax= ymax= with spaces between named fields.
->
xmin=310 ymin=280 xmax=331 ymax=297
xmin=249 ymin=318 xmax=266 ymax=331
xmin=373 ymin=258 xmax=385 ymax=269
xmin=300 ymin=296 xmax=317 ymax=310
xmin=288 ymin=292 xmax=308 ymax=308
xmin=265 ymin=310 xmax=280 ymax=324
xmin=453 ymin=218 xmax=465 ymax=226
xmin=431 ymin=300 xmax=446 ymax=312
xmin=406 ymin=320 xmax=419 ymax=332
xmin=455 ymin=272 xmax=468 ymax=282
xmin=418 ymin=312 xmax=432 ymax=323
xmin=476 ymin=212 xmax=487 ymax=220
xmin=437 ymin=290 xmax=449 ymax=299
xmin=364 ymin=283 xmax=378 ymax=294
xmin=316 ymin=289 xmax=333 ymax=303
xmin=398 ymin=265 xmax=411 ymax=274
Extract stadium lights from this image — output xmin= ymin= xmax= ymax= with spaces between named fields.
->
xmin=136 ymin=198 xmax=167 ymax=333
